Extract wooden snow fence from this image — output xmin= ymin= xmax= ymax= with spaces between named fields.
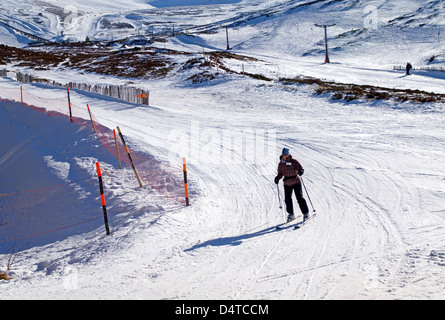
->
xmin=15 ymin=71 xmax=149 ymax=105
xmin=67 ymin=82 xmax=149 ymax=105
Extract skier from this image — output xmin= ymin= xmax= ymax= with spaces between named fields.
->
xmin=274 ymin=148 xmax=309 ymax=223
xmin=406 ymin=62 xmax=413 ymax=75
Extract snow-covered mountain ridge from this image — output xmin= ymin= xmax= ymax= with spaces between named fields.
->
xmin=1 ymin=0 xmax=445 ymax=91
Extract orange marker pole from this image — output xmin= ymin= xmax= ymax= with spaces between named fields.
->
xmin=87 ymin=104 xmax=97 ymax=133
xmin=183 ymin=157 xmax=190 ymax=206
xmin=20 ymin=86 xmax=23 ymax=104
xmin=96 ymin=162 xmax=111 ymax=236
xmin=113 ymin=129 xmax=122 ymax=169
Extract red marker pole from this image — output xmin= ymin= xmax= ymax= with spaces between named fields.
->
xmin=117 ymin=126 xmax=143 ymax=188
xmin=67 ymin=87 xmax=73 ymax=122
xmin=96 ymin=162 xmax=110 ymax=236
xmin=183 ymin=157 xmax=190 ymax=206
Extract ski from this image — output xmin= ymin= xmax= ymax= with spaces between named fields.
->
xmin=276 ymin=214 xmax=317 ymax=230
xmin=294 ymin=214 xmax=316 ymax=229
xmin=276 ymin=220 xmax=298 ymax=230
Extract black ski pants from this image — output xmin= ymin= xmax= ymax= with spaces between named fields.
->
xmin=284 ymin=183 xmax=309 ymax=216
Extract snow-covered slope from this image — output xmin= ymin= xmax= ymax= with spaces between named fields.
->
xmin=1 ymin=0 xmax=445 ymax=300
xmin=1 ymin=72 xmax=444 ymax=299
xmin=0 ymin=0 xmax=270 ymax=43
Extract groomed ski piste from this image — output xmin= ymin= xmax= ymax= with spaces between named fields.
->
xmin=1 ymin=0 xmax=445 ymax=300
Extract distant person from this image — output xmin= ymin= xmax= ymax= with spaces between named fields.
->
xmin=406 ymin=62 xmax=413 ymax=75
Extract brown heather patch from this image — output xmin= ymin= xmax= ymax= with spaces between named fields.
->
xmin=0 ymin=43 xmax=181 ymax=79
xmin=280 ymin=76 xmax=445 ymax=103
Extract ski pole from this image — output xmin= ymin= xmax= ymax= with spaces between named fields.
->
xmin=301 ymin=176 xmax=316 ymax=213
xmin=277 ymin=184 xmax=283 ymax=209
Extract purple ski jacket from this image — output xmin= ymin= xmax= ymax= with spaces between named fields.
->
xmin=276 ymin=156 xmax=304 ymax=187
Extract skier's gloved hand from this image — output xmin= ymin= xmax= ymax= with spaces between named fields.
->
xmin=298 ymin=169 xmax=304 ymax=176
xmin=274 ymin=175 xmax=281 ymax=184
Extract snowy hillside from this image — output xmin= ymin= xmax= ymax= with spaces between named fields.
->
xmin=1 ymin=0 xmax=445 ymax=301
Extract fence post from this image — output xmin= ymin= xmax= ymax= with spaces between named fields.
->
xmin=67 ymin=87 xmax=73 ymax=122
xmin=96 ymin=162 xmax=111 ymax=236
xmin=86 ymin=104 xmax=97 ymax=133
xmin=226 ymin=27 xmax=230 ymax=50
xmin=137 ymin=92 xmax=149 ymax=105
xmin=183 ymin=157 xmax=190 ymax=206
xmin=114 ymin=129 xmax=122 ymax=169
xmin=116 ymin=126 xmax=143 ymax=188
